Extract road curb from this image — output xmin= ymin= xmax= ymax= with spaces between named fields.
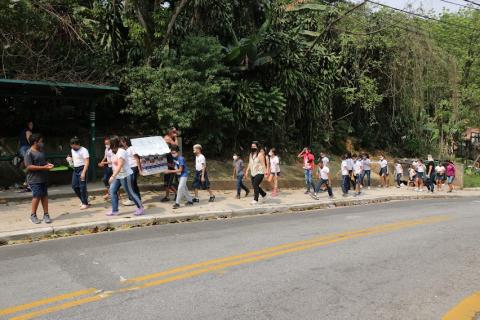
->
xmin=0 ymin=193 xmax=463 ymax=245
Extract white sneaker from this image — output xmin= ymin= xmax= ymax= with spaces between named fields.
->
xmin=80 ymin=204 xmax=90 ymax=210
xmin=123 ymin=200 xmax=135 ymax=206
xmin=250 ymin=200 xmax=258 ymax=205
xmin=260 ymin=195 xmax=267 ymax=203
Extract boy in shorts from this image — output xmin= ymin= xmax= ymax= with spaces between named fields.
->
xmin=24 ymin=134 xmax=54 ymax=224
xmin=192 ymin=144 xmax=215 ymax=203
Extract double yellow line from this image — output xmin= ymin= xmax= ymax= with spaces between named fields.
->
xmin=1 ymin=215 xmax=451 ymax=320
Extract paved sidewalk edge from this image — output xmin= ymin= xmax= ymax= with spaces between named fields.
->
xmin=0 ymin=193 xmax=464 ymax=245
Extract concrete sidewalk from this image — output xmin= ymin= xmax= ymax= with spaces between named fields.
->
xmin=1 ymin=186 xmax=479 ymax=244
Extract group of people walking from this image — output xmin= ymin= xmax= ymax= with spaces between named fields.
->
xmin=20 ymin=121 xmax=458 ymax=224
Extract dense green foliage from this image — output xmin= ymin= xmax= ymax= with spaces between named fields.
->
xmin=1 ymin=0 xmax=479 ymax=157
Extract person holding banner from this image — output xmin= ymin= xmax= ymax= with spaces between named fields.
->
xmin=106 ymin=136 xmax=144 ymax=216
xmin=162 ymin=127 xmax=179 ymax=202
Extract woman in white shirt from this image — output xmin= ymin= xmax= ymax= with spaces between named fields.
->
xmin=415 ymin=159 xmax=426 ymax=192
xmin=341 ymin=154 xmax=350 ymax=196
xmin=107 ymin=136 xmax=144 ymax=216
xmin=267 ymin=148 xmax=280 ymax=197
xmin=121 ymin=136 xmax=142 ymax=206
xmin=378 ymin=155 xmax=388 ymax=188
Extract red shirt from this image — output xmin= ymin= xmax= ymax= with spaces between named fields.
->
xmin=303 ymin=152 xmax=315 ymax=170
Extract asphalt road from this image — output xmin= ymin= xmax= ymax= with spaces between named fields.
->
xmin=1 ymin=198 xmax=480 ymax=320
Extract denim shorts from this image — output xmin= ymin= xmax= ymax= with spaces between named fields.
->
xmin=447 ymin=176 xmax=455 ymax=184
xmin=417 ymin=172 xmax=424 ymax=179
xmin=30 ymin=183 xmax=48 ymax=198
xmin=192 ymin=170 xmax=210 ymax=190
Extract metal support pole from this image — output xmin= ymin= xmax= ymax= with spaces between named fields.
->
xmin=89 ymin=100 xmax=97 ymax=180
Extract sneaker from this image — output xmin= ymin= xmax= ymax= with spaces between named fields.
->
xmin=250 ymin=200 xmax=258 ymax=205
xmin=43 ymin=213 xmax=52 ymax=224
xmin=123 ymin=200 xmax=135 ymax=206
xmin=236 ymin=195 xmax=241 ymax=199
xmin=80 ymin=204 xmax=90 ymax=210
xmin=30 ymin=214 xmax=41 ymax=224
xmin=134 ymin=207 xmax=145 ymax=216
xmin=186 ymin=201 xmax=194 ymax=206
xmin=342 ymin=193 xmax=348 ymax=197
xmin=329 ymin=196 xmax=334 ymax=199
xmin=106 ymin=211 xmax=119 ymax=216
xmin=245 ymin=190 xmax=250 ymax=197
xmin=260 ymin=195 xmax=267 ymax=203
xmin=192 ymin=198 xmax=200 ymax=203
xmin=209 ymin=195 xmax=215 ymax=202
xmin=310 ymin=193 xmax=319 ymax=200
xmin=160 ymin=197 xmax=170 ymax=202
xmin=172 ymin=203 xmax=180 ymax=209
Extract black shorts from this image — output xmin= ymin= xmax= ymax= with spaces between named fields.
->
xmin=270 ymin=172 xmax=280 ymax=176
xmin=192 ymin=170 xmax=210 ymax=190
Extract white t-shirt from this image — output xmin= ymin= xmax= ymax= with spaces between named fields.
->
xmin=417 ymin=163 xmax=425 ymax=173
xmin=126 ymin=146 xmax=138 ymax=168
xmin=379 ymin=159 xmax=388 ymax=168
xmin=346 ymin=158 xmax=354 ymax=171
xmin=322 ymin=156 xmax=329 ymax=167
xmin=395 ymin=164 xmax=403 ymax=174
xmin=71 ymin=147 xmax=89 ymax=168
xmin=412 ymin=161 xmax=419 ymax=170
xmin=105 ymin=147 xmax=113 ymax=168
xmin=270 ymin=156 xmax=280 ymax=173
xmin=195 ymin=154 xmax=206 ymax=172
xmin=320 ymin=166 xmax=330 ymax=180
xmin=353 ymin=160 xmax=363 ymax=175
xmin=341 ymin=160 xmax=349 ymax=175
xmin=112 ymin=148 xmax=133 ymax=179
xmin=363 ymin=158 xmax=371 ymax=171
xmin=436 ymin=165 xmax=446 ymax=174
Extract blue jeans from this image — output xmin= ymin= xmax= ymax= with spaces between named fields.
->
xmin=72 ymin=166 xmax=88 ymax=205
xmin=102 ymin=167 xmax=113 ymax=187
xmin=236 ymin=174 xmax=249 ymax=196
xmin=342 ymin=175 xmax=350 ymax=195
xmin=128 ymin=166 xmax=141 ymax=201
xmin=304 ymin=169 xmax=315 ymax=192
xmin=109 ymin=174 xmax=143 ymax=212
xmin=315 ymin=179 xmax=333 ymax=197
xmin=362 ymin=170 xmax=371 ymax=187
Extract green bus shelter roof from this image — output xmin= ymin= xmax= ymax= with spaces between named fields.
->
xmin=0 ymin=78 xmax=119 ymax=99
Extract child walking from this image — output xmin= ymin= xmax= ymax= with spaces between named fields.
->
xmin=446 ymin=161 xmax=456 ymax=193
xmin=353 ymin=154 xmax=363 ymax=196
xmin=98 ymin=137 xmax=113 ymax=200
xmin=233 ymin=153 xmax=249 ymax=199
xmin=24 ymin=134 xmax=54 ymax=224
xmin=394 ymin=160 xmax=403 ymax=188
xmin=106 ymin=136 xmax=144 ymax=216
xmin=68 ymin=137 xmax=90 ymax=209
xmin=268 ymin=148 xmax=280 ymax=196
xmin=192 ymin=144 xmax=215 ymax=203
xmin=313 ymin=161 xmax=333 ymax=199
xmin=165 ymin=145 xmax=194 ymax=209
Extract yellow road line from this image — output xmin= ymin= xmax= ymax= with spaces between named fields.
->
xmin=0 ymin=288 xmax=97 ymax=317
xmin=127 ymin=216 xmax=451 ymax=291
xmin=442 ymin=292 xmax=480 ymax=320
xmin=9 ymin=295 xmax=106 ymax=320
xmin=5 ymin=215 xmax=450 ymax=320
xmin=127 ymin=215 xmax=450 ymax=284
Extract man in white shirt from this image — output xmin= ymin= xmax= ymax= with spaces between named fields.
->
xmin=192 ymin=144 xmax=215 ymax=203
xmin=68 ymin=137 xmax=90 ymax=209
xmin=341 ymin=154 xmax=350 ymax=197
xmin=313 ymin=161 xmax=333 ymax=199
xmin=320 ymin=152 xmax=329 ymax=167
xmin=353 ymin=154 xmax=364 ymax=196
